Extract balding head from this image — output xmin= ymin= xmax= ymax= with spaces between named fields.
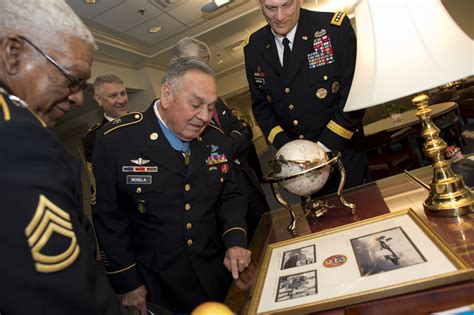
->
xmin=171 ymin=37 xmax=211 ymax=65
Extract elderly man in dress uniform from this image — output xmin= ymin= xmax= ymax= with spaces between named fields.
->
xmin=171 ymin=37 xmax=271 ymax=242
xmin=0 ymin=0 xmax=121 ymax=314
xmin=244 ymin=0 xmax=369 ymax=192
xmin=92 ymin=58 xmax=251 ymax=314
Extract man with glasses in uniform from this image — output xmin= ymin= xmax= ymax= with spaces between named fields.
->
xmin=0 ymin=1 xmax=121 ymax=313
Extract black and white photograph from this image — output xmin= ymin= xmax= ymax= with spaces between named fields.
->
xmin=281 ymin=245 xmax=316 ymax=270
xmin=275 ymin=270 xmax=318 ymax=302
xmin=351 ymin=227 xmax=427 ymax=277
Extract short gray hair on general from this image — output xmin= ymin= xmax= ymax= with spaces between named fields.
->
xmin=171 ymin=37 xmax=211 ymax=63
xmin=0 ymin=0 xmax=96 ymax=48
xmin=93 ymin=74 xmax=124 ymax=93
xmin=161 ymin=57 xmax=215 ymax=93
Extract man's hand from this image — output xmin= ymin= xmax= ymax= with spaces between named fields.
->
xmin=224 ymin=246 xmax=251 ymax=279
xmin=121 ymin=285 xmax=147 ymax=315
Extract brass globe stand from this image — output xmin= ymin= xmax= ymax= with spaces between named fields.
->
xmin=264 ymin=152 xmax=356 ymax=236
xmin=412 ymin=94 xmax=473 ymax=217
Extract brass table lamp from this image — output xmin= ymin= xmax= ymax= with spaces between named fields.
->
xmin=343 ymin=0 xmax=473 ymax=217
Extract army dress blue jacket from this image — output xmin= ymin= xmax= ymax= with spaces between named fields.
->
xmin=244 ymin=9 xmax=369 ymax=188
xmin=92 ymin=102 xmax=247 ymax=312
xmin=0 ymin=83 xmax=120 ymax=315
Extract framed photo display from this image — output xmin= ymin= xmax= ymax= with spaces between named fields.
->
xmin=248 ymin=209 xmax=473 ymax=314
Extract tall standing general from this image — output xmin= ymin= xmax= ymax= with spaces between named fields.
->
xmin=244 ymin=0 xmax=368 ymax=192
xmin=0 ymin=0 xmax=121 ymax=314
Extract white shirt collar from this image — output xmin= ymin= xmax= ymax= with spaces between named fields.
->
xmin=153 ymin=99 xmax=168 ymax=128
xmin=272 ymin=23 xmax=298 ymax=47
xmin=104 ymin=113 xmax=115 ymax=122
xmin=272 ymin=23 xmax=298 ymax=66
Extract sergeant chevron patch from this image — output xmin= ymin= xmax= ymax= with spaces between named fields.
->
xmin=25 ymin=195 xmax=80 ymax=273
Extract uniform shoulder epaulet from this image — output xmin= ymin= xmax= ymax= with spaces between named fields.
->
xmin=243 ymin=33 xmax=251 ymax=48
xmin=0 ymin=89 xmax=47 ymax=127
xmin=103 ymin=112 xmax=143 ymax=135
xmin=82 ymin=122 xmax=102 ymax=138
xmin=331 ymin=11 xmax=346 ymax=26
xmin=0 ymin=93 xmax=11 ymax=122
xmin=208 ymin=123 xmax=224 ymax=134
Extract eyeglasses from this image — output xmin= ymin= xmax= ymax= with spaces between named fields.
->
xmin=19 ymin=36 xmax=88 ymax=93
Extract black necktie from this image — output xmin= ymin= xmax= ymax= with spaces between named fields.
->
xmin=282 ymin=37 xmax=291 ymax=73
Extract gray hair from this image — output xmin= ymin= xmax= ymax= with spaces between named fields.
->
xmin=162 ymin=57 xmax=215 ymax=93
xmin=0 ymin=0 xmax=96 ymax=48
xmin=171 ymin=37 xmax=211 ymax=62
xmin=93 ymin=74 xmax=124 ymax=93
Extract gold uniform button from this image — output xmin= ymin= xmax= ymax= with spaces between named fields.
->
xmin=284 ymin=87 xmax=290 ymax=94
xmin=136 ymin=187 xmax=142 ymax=193
xmin=185 ymin=184 xmax=191 ymax=191
xmin=288 ymin=104 xmax=294 ymax=110
xmin=323 ymin=75 xmax=328 ymax=81
xmin=316 ymin=88 xmax=328 ymax=99
xmin=299 ymin=134 xmax=304 ymax=139
xmin=220 ymin=177 xmax=224 ymax=183
xmin=187 ymin=239 xmax=193 ymax=247
xmin=150 ymin=133 xmax=158 ymax=140
xmin=134 ymin=114 xmax=140 ymax=119
xmin=186 ymin=223 xmax=192 ymax=230
xmin=185 ymin=203 xmax=191 ymax=211
xmin=293 ymin=120 xmax=299 ymax=126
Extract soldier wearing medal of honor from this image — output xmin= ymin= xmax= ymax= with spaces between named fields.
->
xmin=92 ymin=58 xmax=251 ymax=314
xmin=0 ymin=0 xmax=121 ymax=314
xmin=244 ymin=0 xmax=369 ymax=193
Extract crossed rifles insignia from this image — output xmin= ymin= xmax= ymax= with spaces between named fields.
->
xmin=25 ymin=195 xmax=80 ymax=273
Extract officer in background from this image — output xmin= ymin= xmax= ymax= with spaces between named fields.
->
xmin=171 ymin=37 xmax=271 ymax=242
xmin=244 ymin=0 xmax=369 ymax=193
xmin=0 ymin=0 xmax=121 ymax=314
xmin=92 ymin=58 xmax=251 ymax=314
xmin=82 ymin=74 xmax=129 ymax=205
xmin=83 ymin=74 xmax=129 ymax=165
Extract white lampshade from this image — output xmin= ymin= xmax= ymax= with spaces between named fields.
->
xmin=344 ymin=0 xmax=474 ymax=112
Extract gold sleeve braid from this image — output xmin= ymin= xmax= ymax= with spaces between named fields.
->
xmin=327 ymin=120 xmax=354 ymax=139
xmin=268 ymin=126 xmax=284 ymax=144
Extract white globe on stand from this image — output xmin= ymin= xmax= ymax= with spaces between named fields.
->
xmin=273 ymin=140 xmax=330 ymax=196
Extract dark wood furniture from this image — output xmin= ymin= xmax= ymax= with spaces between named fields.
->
xmin=365 ymin=127 xmax=418 ymax=180
xmin=225 ymin=167 xmax=474 ymax=314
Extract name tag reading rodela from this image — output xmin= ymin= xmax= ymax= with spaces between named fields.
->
xmin=127 ymin=175 xmax=152 ymax=184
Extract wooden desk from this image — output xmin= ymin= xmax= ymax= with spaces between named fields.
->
xmin=363 ymin=102 xmax=458 ymax=136
xmin=225 ymin=167 xmax=474 ymax=314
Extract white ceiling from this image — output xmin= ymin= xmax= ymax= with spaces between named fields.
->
xmin=65 ymin=0 xmax=350 ymax=75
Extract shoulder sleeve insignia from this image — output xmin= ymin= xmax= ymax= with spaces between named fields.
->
xmin=331 ymin=11 xmax=346 ymax=26
xmin=25 ymin=194 xmax=80 ymax=273
xmin=104 ymin=112 xmax=143 ymax=135
xmin=243 ymin=33 xmax=250 ymax=48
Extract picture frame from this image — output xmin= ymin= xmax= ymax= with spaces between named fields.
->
xmin=248 ymin=209 xmax=474 ymax=314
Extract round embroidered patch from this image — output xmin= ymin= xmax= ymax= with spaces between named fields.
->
xmin=323 ymin=254 xmax=347 ymax=268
